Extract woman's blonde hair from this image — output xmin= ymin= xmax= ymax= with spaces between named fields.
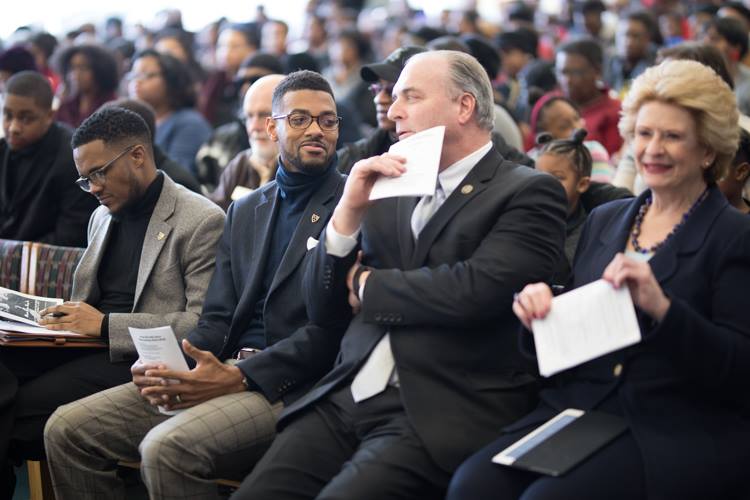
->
xmin=619 ymin=59 xmax=739 ymax=183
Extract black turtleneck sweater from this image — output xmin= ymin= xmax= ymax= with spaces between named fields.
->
xmin=237 ymin=159 xmax=337 ymax=350
xmin=96 ymin=172 xmax=164 ymax=337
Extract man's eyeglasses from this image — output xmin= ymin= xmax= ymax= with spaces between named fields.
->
xmin=272 ymin=111 xmax=341 ymax=131
xmin=75 ymin=145 xmax=136 ymax=192
xmin=368 ymin=82 xmax=394 ymax=97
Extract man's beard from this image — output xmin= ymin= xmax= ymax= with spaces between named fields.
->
xmin=283 ymin=144 xmax=331 ymax=174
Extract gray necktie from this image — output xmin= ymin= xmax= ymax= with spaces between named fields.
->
xmin=350 ymin=178 xmax=447 ymax=403
xmin=410 ymin=178 xmax=446 ymax=239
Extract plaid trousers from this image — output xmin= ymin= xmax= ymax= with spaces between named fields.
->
xmin=44 ymin=381 xmax=283 ymax=500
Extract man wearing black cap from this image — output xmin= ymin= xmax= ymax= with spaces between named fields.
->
xmin=338 ymin=45 xmax=533 ymax=173
xmin=337 ymin=46 xmax=426 ymax=173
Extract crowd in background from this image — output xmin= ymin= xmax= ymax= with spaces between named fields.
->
xmin=1 ymin=2 xmax=750 ymax=499
xmin=0 ymin=0 xmax=748 ymax=212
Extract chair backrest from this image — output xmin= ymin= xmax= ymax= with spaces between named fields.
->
xmin=0 ymin=239 xmax=31 ymax=293
xmin=28 ymin=243 xmax=85 ymax=300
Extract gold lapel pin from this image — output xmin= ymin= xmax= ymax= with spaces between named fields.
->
xmin=461 ymin=184 xmax=474 ymax=195
xmin=311 ymin=213 xmax=320 ymax=223
xmin=157 ymin=232 xmax=166 ymax=240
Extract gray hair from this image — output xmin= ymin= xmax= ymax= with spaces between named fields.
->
xmin=438 ymin=50 xmax=495 ymax=131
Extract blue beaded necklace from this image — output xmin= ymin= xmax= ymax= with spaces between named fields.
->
xmin=630 ymin=187 xmax=710 ymax=254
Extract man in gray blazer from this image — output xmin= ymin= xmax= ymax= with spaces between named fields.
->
xmin=0 ymin=106 xmax=224 ymax=495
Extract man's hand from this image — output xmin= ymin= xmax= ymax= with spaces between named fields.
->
xmin=39 ymin=302 xmax=105 ymax=336
xmin=332 ymin=153 xmax=406 ymax=236
xmin=131 ymin=359 xmax=166 ymax=393
xmin=139 ymin=339 xmax=247 ymax=410
xmin=346 ymin=251 xmax=371 ymax=315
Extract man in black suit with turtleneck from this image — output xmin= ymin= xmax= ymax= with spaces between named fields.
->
xmin=0 ymin=71 xmax=97 ymax=247
xmin=45 ymin=71 xmax=348 ymax=500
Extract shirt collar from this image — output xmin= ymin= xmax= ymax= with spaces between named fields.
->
xmin=437 ymin=141 xmax=492 ymax=198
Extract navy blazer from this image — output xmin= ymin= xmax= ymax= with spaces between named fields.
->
xmin=511 ymin=186 xmax=750 ymax=499
xmin=286 ymin=148 xmax=569 ymax=472
xmin=187 ymin=170 xmax=347 ymax=404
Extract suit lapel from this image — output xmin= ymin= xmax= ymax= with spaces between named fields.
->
xmin=133 ymin=177 xmax=176 ymax=309
xmin=409 ymin=149 xmax=499 ymax=268
xmin=649 ymin=186 xmax=726 ymax=284
xmin=232 ymin=184 xmax=278 ymax=320
xmin=73 ymin=212 xmax=113 ymax=302
xmin=396 ymin=196 xmax=418 ymax=267
xmin=592 ymin=186 xmax=725 ymax=286
xmin=267 ymin=173 xmax=343 ymax=297
xmin=592 ymin=193 xmax=642 ymax=277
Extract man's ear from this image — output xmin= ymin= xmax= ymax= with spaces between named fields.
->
xmin=266 ymin=116 xmax=278 ymax=142
xmin=41 ymin=107 xmax=55 ymax=129
xmin=736 ymin=161 xmax=750 ymax=182
xmin=457 ymin=92 xmax=477 ymax=126
xmin=130 ymin=143 xmax=148 ymax=169
xmin=576 ymin=175 xmax=591 ymax=194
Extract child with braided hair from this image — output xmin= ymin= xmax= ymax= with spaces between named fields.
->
xmin=536 ymin=128 xmax=593 ymax=263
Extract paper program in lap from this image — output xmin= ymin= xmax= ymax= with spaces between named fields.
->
xmin=128 ymin=325 xmax=190 ymax=414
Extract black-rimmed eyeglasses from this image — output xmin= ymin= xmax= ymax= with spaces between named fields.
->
xmin=75 ymin=145 xmax=136 ymax=192
xmin=271 ymin=111 xmax=341 ymax=131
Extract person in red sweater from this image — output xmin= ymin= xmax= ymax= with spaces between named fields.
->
xmin=555 ymin=38 xmax=623 ymax=156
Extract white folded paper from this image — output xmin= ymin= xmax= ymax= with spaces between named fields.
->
xmin=531 ymin=280 xmax=642 ymax=377
xmin=369 ymin=125 xmax=445 ymax=200
xmin=129 ymin=325 xmax=190 ymax=414
xmin=0 ymin=319 xmax=80 ymax=337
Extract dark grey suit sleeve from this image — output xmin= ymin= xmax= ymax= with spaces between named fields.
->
xmin=236 ymin=322 xmax=345 ymax=403
xmin=302 ymin=227 xmax=359 ymax=329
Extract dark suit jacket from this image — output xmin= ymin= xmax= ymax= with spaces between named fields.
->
xmin=510 ymin=186 xmax=750 ymax=499
xmin=285 ymin=148 xmax=568 ymax=472
xmin=0 ymin=123 xmax=98 ymax=247
xmin=187 ymin=169 xmax=347 ymax=404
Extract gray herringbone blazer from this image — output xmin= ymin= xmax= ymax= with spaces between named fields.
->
xmin=71 ymin=174 xmax=225 ymax=362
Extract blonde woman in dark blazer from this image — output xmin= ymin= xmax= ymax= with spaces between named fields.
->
xmin=449 ymin=60 xmax=750 ymax=500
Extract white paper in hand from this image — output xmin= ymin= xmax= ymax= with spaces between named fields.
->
xmin=129 ymin=326 xmax=190 ymax=414
xmin=369 ymin=125 xmax=445 ymax=200
xmin=531 ymin=280 xmax=641 ymax=377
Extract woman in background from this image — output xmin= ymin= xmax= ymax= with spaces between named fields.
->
xmin=55 ymin=44 xmax=119 ymax=128
xmin=128 ymin=49 xmax=212 ymax=176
